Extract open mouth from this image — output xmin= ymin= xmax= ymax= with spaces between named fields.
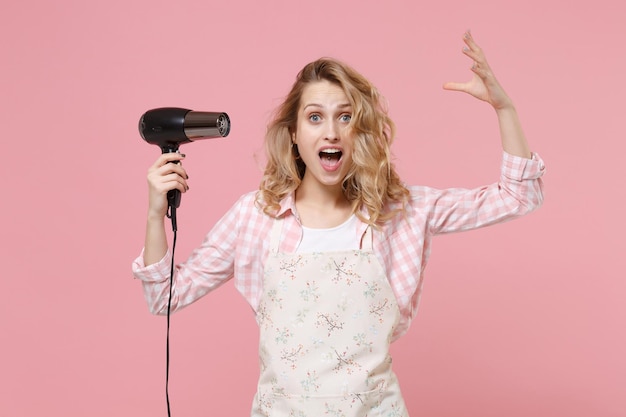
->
xmin=319 ymin=149 xmax=342 ymax=166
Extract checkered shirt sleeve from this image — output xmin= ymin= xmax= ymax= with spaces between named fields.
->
xmin=382 ymin=151 xmax=545 ymax=339
xmin=132 ymin=191 xmax=267 ymax=315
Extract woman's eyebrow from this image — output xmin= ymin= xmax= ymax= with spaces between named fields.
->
xmin=303 ymin=103 xmax=352 ymax=110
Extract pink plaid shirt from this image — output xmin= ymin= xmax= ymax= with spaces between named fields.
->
xmin=133 ymin=151 xmax=545 ymax=339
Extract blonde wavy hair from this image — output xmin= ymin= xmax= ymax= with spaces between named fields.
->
xmin=257 ymin=57 xmax=409 ymax=226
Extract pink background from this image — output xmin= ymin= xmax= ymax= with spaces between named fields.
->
xmin=1 ymin=0 xmax=624 ymax=416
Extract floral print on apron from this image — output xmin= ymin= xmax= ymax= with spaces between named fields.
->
xmin=251 ymin=217 xmax=408 ymax=417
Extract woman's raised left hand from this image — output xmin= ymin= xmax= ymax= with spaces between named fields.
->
xmin=443 ymin=31 xmax=514 ymax=111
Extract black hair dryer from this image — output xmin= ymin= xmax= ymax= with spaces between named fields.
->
xmin=138 ymin=107 xmax=230 ymax=211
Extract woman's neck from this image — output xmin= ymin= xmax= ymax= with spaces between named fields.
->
xmin=294 ymin=182 xmax=353 ymax=229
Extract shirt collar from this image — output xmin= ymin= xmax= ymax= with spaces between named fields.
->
xmin=277 ymin=191 xmax=371 ymax=225
xmin=277 ymin=192 xmax=298 ymax=218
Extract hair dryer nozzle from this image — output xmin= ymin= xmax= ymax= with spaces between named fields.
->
xmin=139 ymin=107 xmax=230 ymax=153
xmin=184 ymin=111 xmax=230 ymax=139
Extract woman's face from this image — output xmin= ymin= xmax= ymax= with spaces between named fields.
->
xmin=293 ymin=80 xmax=354 ymax=193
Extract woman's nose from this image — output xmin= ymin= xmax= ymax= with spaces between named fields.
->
xmin=324 ymin=121 xmax=339 ymax=141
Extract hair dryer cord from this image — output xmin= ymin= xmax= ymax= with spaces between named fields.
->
xmin=166 ymin=202 xmax=178 ymax=232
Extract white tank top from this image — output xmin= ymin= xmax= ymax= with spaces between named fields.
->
xmin=296 ymin=214 xmax=358 ymax=253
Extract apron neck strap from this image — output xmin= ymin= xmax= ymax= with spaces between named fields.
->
xmin=360 ymin=226 xmax=374 ymax=251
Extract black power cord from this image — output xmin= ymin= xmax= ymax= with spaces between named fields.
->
xmin=165 ymin=204 xmax=178 ymax=417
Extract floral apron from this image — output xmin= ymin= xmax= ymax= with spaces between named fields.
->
xmin=251 ymin=217 xmax=408 ymax=417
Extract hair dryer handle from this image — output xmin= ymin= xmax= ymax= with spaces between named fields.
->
xmin=168 ymin=189 xmax=181 ymax=210
xmin=162 ymin=148 xmax=182 ymax=210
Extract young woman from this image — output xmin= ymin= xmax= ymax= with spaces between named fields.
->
xmin=133 ymin=31 xmax=545 ymax=417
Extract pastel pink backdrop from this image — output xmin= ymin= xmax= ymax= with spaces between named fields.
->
xmin=1 ymin=0 xmax=624 ymax=416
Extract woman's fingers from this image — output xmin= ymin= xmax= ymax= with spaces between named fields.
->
xmin=146 ymin=154 xmax=191 ymax=218
xmin=462 ymin=31 xmax=485 ymax=62
xmin=155 ymin=161 xmax=188 ymax=182
xmin=153 ymin=152 xmax=187 ymax=172
xmin=462 ymin=31 xmax=492 ymax=75
xmin=442 ymin=79 xmax=471 ymax=93
xmin=149 ymin=153 xmax=188 ymax=181
xmin=147 ymin=153 xmax=189 ymax=195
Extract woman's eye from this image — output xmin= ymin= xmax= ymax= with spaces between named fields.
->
xmin=340 ymin=114 xmax=352 ymax=122
xmin=309 ymin=114 xmax=321 ymax=122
